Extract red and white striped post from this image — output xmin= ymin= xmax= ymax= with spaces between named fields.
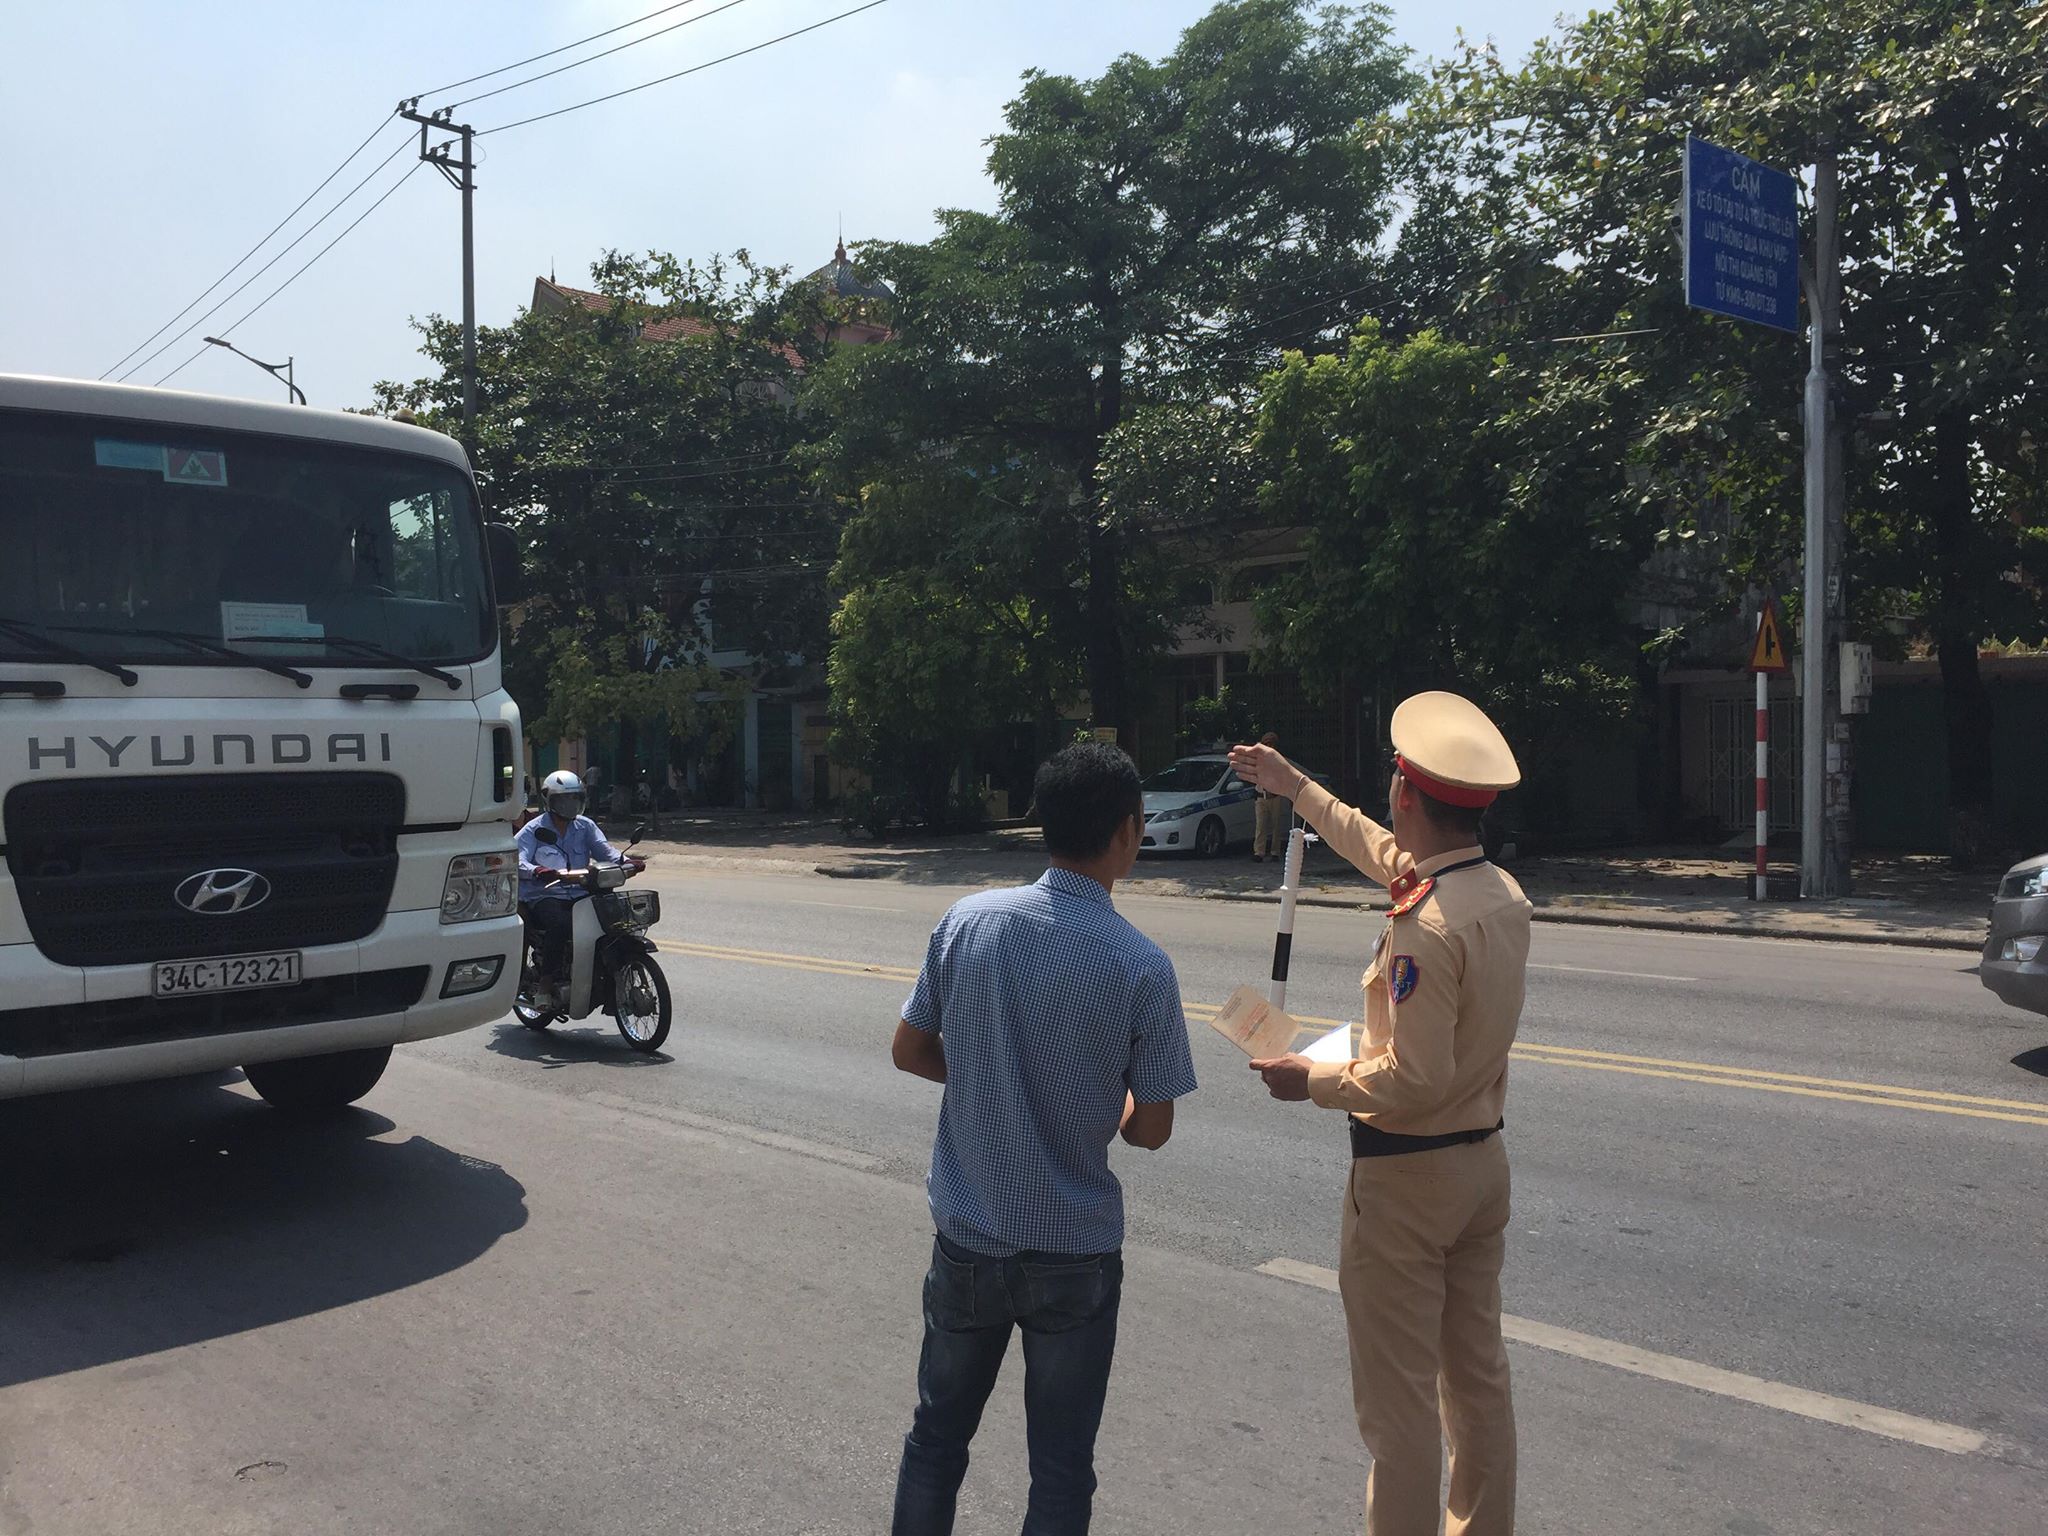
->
xmin=1754 ymin=668 xmax=1769 ymax=901
xmin=1749 ymin=597 xmax=1788 ymax=900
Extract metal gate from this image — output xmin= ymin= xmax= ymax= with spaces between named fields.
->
xmin=1707 ymin=695 xmax=1799 ymax=836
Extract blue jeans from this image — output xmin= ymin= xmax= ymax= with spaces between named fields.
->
xmin=892 ymin=1233 xmax=1124 ymax=1536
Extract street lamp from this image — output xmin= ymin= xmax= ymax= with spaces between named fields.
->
xmin=201 ymin=336 xmax=306 ymax=405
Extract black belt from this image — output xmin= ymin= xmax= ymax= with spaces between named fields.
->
xmin=1350 ymin=1117 xmax=1503 ymax=1158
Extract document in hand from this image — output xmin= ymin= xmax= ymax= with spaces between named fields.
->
xmin=1300 ymin=1020 xmax=1355 ymax=1063
xmin=1208 ymin=985 xmax=1301 ymax=1059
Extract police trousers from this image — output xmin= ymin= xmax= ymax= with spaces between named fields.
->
xmin=1254 ymin=795 xmax=1288 ymax=858
xmin=1339 ymin=1131 xmax=1515 ymax=1536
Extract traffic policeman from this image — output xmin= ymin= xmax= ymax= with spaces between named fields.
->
xmin=1229 ymin=692 xmax=1528 ymax=1536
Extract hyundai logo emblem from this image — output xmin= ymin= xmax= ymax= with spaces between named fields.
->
xmin=174 ymin=868 xmax=272 ymax=916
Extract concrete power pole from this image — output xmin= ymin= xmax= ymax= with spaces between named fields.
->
xmin=397 ymin=103 xmax=479 ymax=443
xmin=1799 ymin=149 xmax=1852 ymax=898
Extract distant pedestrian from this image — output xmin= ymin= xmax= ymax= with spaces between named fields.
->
xmin=1252 ymin=731 xmax=1288 ymax=863
xmin=888 ymin=741 xmax=1199 ymax=1535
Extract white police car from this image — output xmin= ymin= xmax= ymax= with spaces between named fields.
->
xmin=1140 ymin=755 xmax=1259 ymax=857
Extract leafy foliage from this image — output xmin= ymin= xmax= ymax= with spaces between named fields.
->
xmin=813 ymin=0 xmax=1416 ymax=765
xmin=1249 ymin=322 xmax=1653 ymax=781
xmin=374 ymin=250 xmax=841 ymax=750
xmin=1395 ymin=0 xmax=2048 ymax=842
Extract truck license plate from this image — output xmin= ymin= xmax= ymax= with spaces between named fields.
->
xmin=152 ymin=951 xmax=302 ymax=997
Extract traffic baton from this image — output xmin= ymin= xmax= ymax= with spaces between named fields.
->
xmin=1269 ymin=822 xmax=1318 ymax=1010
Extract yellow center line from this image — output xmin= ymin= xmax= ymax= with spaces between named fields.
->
xmin=1507 ymin=1039 xmax=2048 ymax=1112
xmin=1188 ymin=1001 xmax=2048 ymax=1121
xmin=663 ymin=941 xmax=2048 ymax=1130
xmin=660 ymin=940 xmax=917 ymax=984
xmin=1510 ymin=1050 xmax=2048 ymax=1128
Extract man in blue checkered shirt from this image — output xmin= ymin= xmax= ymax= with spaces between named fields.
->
xmin=888 ymin=742 xmax=1197 ymax=1536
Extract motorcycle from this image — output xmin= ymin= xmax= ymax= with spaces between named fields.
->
xmin=512 ymin=822 xmax=672 ymax=1053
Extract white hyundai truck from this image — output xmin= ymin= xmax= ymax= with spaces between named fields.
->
xmin=0 ymin=375 xmax=523 ymax=1109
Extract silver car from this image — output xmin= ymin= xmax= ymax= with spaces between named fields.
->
xmin=1981 ymin=854 xmax=2048 ymax=1017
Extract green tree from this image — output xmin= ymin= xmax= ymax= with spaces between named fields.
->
xmin=1249 ymin=321 xmax=1651 ymax=814
xmin=812 ymin=0 xmax=1415 ymax=758
xmin=1402 ymin=0 xmax=2048 ymax=852
xmin=374 ymin=250 xmax=843 ymax=773
xmin=824 ymin=470 xmax=1079 ymax=827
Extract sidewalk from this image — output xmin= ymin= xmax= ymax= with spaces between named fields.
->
xmin=636 ymin=810 xmax=1992 ymax=952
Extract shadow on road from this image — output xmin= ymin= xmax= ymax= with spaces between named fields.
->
xmin=2013 ymin=1045 xmax=2048 ymax=1079
xmin=483 ymin=1020 xmax=672 ymax=1069
xmin=0 ymin=1073 xmax=526 ymax=1389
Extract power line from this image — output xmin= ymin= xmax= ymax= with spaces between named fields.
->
xmin=411 ymin=0 xmax=707 ymax=101
xmin=610 ymin=461 xmax=798 ymax=487
xmin=155 ymin=164 xmax=425 ymax=389
xmin=448 ymin=0 xmax=760 ymax=112
xmin=1183 ymin=281 xmax=1379 ymax=343
xmin=477 ymin=0 xmax=892 ymax=138
xmin=102 ymin=116 xmax=399 ymax=380
xmin=117 ymin=135 xmax=414 ymax=384
xmin=606 ymin=448 xmax=793 ymax=475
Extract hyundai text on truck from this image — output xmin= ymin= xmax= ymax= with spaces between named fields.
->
xmin=0 ymin=375 xmax=523 ymax=1109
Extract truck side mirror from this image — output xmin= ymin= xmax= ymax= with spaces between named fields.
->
xmin=487 ymin=523 xmax=523 ymax=606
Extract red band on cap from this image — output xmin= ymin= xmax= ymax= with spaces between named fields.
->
xmin=1396 ymin=754 xmax=1498 ymax=809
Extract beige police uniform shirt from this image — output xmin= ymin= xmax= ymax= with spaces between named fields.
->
xmin=1292 ymin=780 xmax=1532 ymax=1136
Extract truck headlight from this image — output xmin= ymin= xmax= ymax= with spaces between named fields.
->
xmin=2001 ymin=935 xmax=2045 ymax=964
xmin=442 ymin=852 xmax=517 ymax=923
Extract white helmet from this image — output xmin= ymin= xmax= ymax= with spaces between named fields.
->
xmin=542 ymin=770 xmax=586 ymax=820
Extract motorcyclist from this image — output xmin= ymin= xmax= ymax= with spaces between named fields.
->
xmin=516 ymin=770 xmax=640 ymax=1002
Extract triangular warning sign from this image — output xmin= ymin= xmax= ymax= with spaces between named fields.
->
xmin=164 ymin=448 xmax=227 ymax=487
xmin=1750 ymin=599 xmax=1790 ymax=673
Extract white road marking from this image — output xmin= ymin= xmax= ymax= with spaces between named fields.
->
xmin=1531 ymin=962 xmax=1700 ymax=982
xmin=1254 ymin=1258 xmax=1988 ymax=1457
xmin=583 ymin=1091 xmax=883 ymax=1171
xmin=788 ymin=899 xmax=912 ymax=914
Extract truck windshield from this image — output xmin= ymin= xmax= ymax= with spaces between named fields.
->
xmin=0 ymin=409 xmax=493 ymax=669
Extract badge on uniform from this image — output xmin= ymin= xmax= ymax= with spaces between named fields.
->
xmin=1387 ymin=871 xmax=1436 ymax=917
xmin=1389 ymin=954 xmax=1421 ymax=1003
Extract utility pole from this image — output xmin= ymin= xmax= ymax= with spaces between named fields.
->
xmin=396 ymin=102 xmax=478 ymax=443
xmin=1799 ymin=149 xmax=1851 ymax=898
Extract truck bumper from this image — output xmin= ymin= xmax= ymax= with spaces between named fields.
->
xmin=0 ymin=907 xmax=521 ymax=1101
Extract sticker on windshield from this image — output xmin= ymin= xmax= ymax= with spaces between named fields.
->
xmin=221 ymin=602 xmax=323 ymax=641
xmin=94 ymin=439 xmax=168 ymax=473
xmin=164 ymin=448 xmax=228 ymax=487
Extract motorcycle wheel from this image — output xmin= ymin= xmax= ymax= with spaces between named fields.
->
xmin=610 ymin=953 xmax=672 ymax=1054
xmin=512 ymin=961 xmax=556 ymax=1031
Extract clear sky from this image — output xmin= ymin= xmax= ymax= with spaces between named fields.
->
xmin=3 ymin=1 xmax=1572 ymax=410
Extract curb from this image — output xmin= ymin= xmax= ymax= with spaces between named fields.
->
xmin=670 ymin=853 xmax=1985 ymax=954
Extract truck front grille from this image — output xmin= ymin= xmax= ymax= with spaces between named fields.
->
xmin=3 ymin=773 xmax=405 ymax=966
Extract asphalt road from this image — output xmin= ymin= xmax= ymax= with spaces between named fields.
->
xmin=3 ymin=863 xmax=2045 ymax=1535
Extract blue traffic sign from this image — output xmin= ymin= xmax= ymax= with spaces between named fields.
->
xmin=1683 ymin=136 xmax=1800 ymax=333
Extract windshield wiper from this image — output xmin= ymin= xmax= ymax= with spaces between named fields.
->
xmin=234 ymin=634 xmax=462 ymax=690
xmin=53 ymin=624 xmax=312 ymax=688
xmin=0 ymin=618 xmax=139 ymax=685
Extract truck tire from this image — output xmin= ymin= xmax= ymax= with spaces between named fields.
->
xmin=242 ymin=1046 xmax=393 ymax=1111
